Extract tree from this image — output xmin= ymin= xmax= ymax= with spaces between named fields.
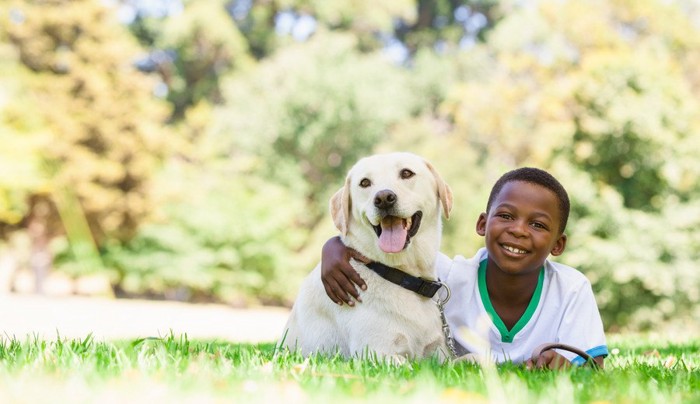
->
xmin=214 ymin=32 xmax=416 ymax=227
xmin=1 ymin=0 xmax=169 ymax=286
xmin=283 ymin=0 xmax=500 ymax=55
xmin=0 ymin=45 xmax=45 ymax=235
xmin=134 ymin=0 xmax=253 ymax=121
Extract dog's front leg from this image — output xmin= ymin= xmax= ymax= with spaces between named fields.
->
xmin=348 ymin=330 xmax=413 ymax=363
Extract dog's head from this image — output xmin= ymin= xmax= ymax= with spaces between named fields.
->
xmin=330 ymin=152 xmax=452 ymax=258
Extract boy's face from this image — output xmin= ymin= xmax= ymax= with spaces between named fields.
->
xmin=476 ymin=180 xmax=567 ymax=277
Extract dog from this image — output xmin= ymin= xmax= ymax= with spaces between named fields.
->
xmin=278 ymin=152 xmax=453 ymax=362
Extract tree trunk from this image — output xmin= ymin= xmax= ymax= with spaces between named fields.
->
xmin=27 ymin=197 xmax=53 ymax=294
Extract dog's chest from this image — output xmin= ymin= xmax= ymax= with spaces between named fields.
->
xmin=334 ymin=264 xmax=446 ymax=359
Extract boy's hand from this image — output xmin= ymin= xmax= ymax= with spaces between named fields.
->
xmin=321 ymin=236 xmax=368 ymax=306
xmin=527 ymin=343 xmax=605 ymax=370
xmin=526 ymin=350 xmax=571 ymax=370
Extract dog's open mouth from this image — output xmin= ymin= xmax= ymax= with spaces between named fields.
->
xmin=372 ymin=211 xmax=423 ymax=253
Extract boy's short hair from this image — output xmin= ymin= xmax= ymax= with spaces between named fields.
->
xmin=486 ymin=167 xmax=570 ymax=234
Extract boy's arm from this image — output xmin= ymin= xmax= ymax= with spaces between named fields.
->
xmin=549 ymin=277 xmax=608 ymax=369
xmin=320 ymin=236 xmax=368 ymax=306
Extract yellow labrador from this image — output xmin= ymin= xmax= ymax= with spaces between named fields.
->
xmin=279 ymin=152 xmax=453 ymax=362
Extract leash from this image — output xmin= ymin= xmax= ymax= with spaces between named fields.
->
xmin=531 ymin=343 xmax=600 ymax=369
xmin=435 ymin=282 xmax=458 ymax=357
xmin=365 ymin=261 xmax=458 ymax=357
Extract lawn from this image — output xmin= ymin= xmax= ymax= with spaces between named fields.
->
xmin=0 ymin=333 xmax=697 ymax=403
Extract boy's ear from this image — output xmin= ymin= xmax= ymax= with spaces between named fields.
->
xmin=550 ymin=233 xmax=567 ymax=256
xmin=476 ymin=212 xmax=487 ymax=236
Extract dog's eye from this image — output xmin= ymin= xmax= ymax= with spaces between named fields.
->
xmin=359 ymin=178 xmax=371 ymax=188
xmin=400 ymin=169 xmax=415 ymax=179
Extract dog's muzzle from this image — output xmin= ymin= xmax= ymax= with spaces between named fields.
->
xmin=372 ymin=211 xmax=423 ymax=252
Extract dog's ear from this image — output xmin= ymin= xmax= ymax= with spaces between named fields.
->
xmin=330 ymin=176 xmax=352 ymax=235
xmin=425 ymin=160 xmax=453 ymax=219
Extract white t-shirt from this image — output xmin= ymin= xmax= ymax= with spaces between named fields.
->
xmin=436 ymin=248 xmax=608 ymax=365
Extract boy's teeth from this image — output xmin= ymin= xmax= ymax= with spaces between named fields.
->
xmin=504 ymin=245 xmax=526 ymax=254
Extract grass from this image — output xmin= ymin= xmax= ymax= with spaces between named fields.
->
xmin=0 ymin=333 xmax=698 ymax=403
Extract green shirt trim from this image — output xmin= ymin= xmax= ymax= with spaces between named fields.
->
xmin=477 ymin=258 xmax=544 ymax=343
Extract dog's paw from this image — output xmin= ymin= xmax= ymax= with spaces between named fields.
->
xmin=387 ymin=354 xmax=409 ymax=366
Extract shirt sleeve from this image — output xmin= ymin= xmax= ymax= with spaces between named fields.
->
xmin=556 ymin=277 xmax=609 ymax=365
xmin=436 ymin=252 xmax=453 ymax=281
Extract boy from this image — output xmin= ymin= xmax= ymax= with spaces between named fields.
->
xmin=321 ymin=167 xmax=608 ymax=369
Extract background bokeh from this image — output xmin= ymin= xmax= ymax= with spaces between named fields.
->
xmin=1 ymin=0 xmax=699 ymax=333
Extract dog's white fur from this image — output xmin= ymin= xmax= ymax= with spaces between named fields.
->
xmin=279 ymin=152 xmax=453 ymax=362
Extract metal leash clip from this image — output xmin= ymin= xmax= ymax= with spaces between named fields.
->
xmin=435 ymin=282 xmax=458 ymax=358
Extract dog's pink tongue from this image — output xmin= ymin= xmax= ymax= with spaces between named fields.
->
xmin=378 ymin=217 xmax=407 ymax=253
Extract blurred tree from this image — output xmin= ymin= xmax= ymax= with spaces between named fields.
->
xmin=126 ymin=0 xmax=503 ymax=123
xmin=229 ymin=0 xmax=281 ymax=59
xmin=215 ymin=32 xmax=415 ymax=228
xmin=104 ymin=159 xmax=306 ymax=304
xmin=0 ymin=43 xmax=46 ymax=234
xmin=556 ymin=161 xmax=700 ymax=331
xmin=441 ymin=0 xmax=700 ymax=199
xmin=134 ymin=0 xmax=253 ymax=121
xmin=1 ymin=0 xmax=169 ymax=286
xmin=284 ymin=0 xmax=500 ymax=55
xmin=569 ymin=50 xmax=700 ymax=211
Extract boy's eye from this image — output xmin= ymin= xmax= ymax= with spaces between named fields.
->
xmin=400 ymin=169 xmax=415 ymax=179
xmin=531 ymin=222 xmax=548 ymax=230
xmin=496 ymin=213 xmax=513 ymax=220
xmin=359 ymin=178 xmax=371 ymax=188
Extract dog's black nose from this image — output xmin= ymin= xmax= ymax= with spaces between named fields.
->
xmin=374 ymin=190 xmax=397 ymax=210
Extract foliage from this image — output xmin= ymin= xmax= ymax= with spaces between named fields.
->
xmin=103 ymin=160 xmax=307 ymax=305
xmin=0 ymin=44 xmax=46 ymax=229
xmin=0 ymin=334 xmax=698 ymax=403
xmin=214 ymin=32 xmax=415 ymax=226
xmin=562 ymin=167 xmax=700 ymax=331
xmin=1 ymin=0 xmax=169 ymax=245
xmin=283 ymin=0 xmax=501 ymax=54
xmin=149 ymin=0 xmax=253 ymax=121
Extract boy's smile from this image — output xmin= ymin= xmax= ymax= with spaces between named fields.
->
xmin=476 ymin=180 xmax=567 ymax=278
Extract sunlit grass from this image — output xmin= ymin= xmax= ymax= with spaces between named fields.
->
xmin=0 ymin=333 xmax=697 ymax=403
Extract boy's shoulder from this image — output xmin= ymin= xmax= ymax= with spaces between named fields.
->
xmin=454 ymin=247 xmax=488 ymax=265
xmin=436 ymin=248 xmax=486 ymax=281
xmin=544 ymin=259 xmax=592 ymax=289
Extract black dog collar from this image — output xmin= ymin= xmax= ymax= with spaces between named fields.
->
xmin=365 ymin=261 xmax=442 ymax=298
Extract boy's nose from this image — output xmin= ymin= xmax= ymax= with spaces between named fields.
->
xmin=509 ymin=220 xmax=529 ymax=236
